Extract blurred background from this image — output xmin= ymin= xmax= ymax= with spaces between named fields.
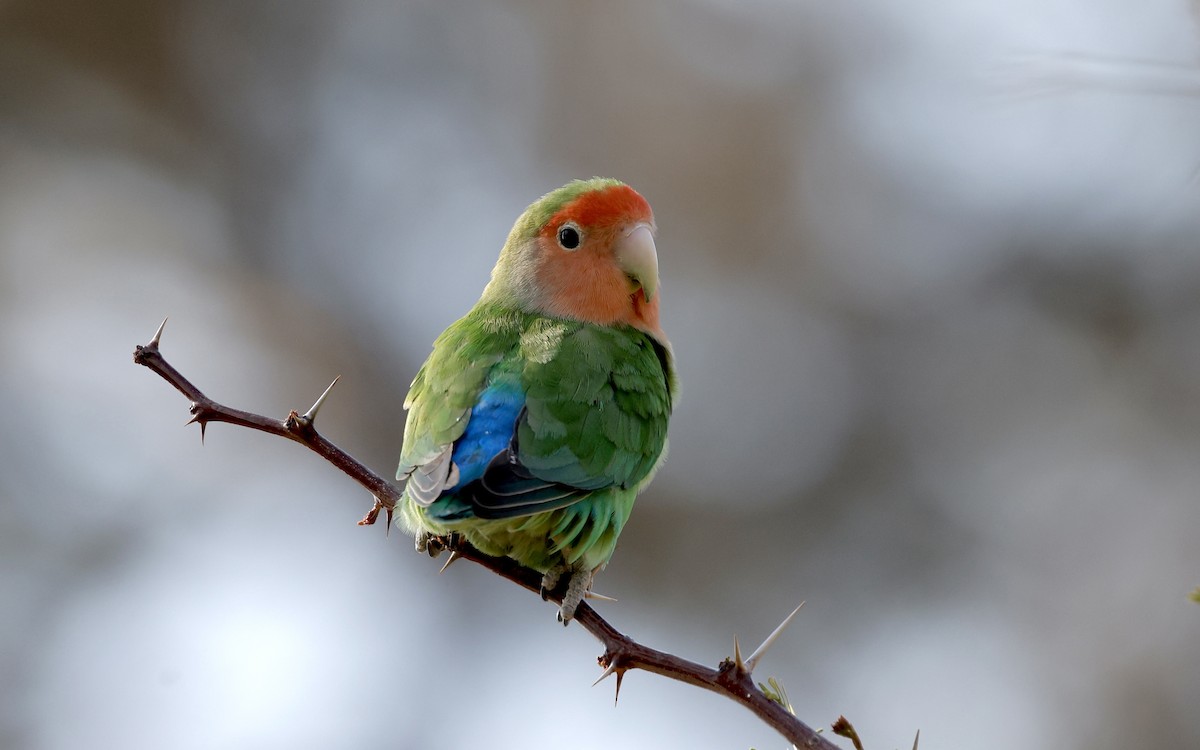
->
xmin=2 ymin=1 xmax=1199 ymax=748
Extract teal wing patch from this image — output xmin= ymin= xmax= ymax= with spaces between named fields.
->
xmin=406 ymin=312 xmax=675 ymax=523
xmin=440 ymin=321 xmax=672 ymax=521
xmin=397 ymin=305 xmax=523 ymax=505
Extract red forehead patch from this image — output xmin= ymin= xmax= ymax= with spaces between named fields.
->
xmin=545 ymin=184 xmax=653 ymax=233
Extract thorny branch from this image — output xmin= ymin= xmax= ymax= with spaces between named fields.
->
xmin=133 ymin=320 xmax=845 ymax=750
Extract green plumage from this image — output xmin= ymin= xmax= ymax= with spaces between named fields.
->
xmin=397 ymin=301 xmax=675 ymax=574
xmin=396 ymin=178 xmax=673 ymax=620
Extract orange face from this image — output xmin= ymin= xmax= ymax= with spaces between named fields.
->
xmin=531 ymin=185 xmax=663 ymax=339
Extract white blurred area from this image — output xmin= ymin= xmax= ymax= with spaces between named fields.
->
xmin=2 ymin=1 xmax=1199 ymax=748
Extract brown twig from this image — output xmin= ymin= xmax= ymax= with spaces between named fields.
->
xmin=832 ymin=716 xmax=866 ymax=750
xmin=132 ymin=320 xmax=844 ymax=750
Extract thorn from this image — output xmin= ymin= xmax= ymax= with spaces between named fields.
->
xmin=385 ymin=505 xmax=394 ymax=536
xmin=591 ymin=662 xmax=627 ymax=705
xmin=185 ymin=405 xmax=207 ymax=443
xmin=745 ymin=601 xmax=805 ymax=674
xmin=149 ymin=317 xmax=168 ymax=348
xmin=733 ymin=635 xmax=746 ymax=675
xmin=912 ymin=729 xmax=920 ymax=750
xmin=592 ymin=662 xmax=618 ymax=687
xmin=438 ymin=550 xmax=463 ymax=573
xmin=584 ymin=590 xmax=618 ymax=603
xmin=301 ymin=376 xmax=341 ymax=423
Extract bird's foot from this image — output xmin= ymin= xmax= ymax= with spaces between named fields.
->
xmin=416 ymin=531 xmax=459 ymax=558
xmin=556 ymin=569 xmax=594 ymax=626
xmin=540 ymin=566 xmax=565 ymax=601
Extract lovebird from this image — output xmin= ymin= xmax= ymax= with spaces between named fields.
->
xmin=396 ymin=178 xmax=677 ymax=623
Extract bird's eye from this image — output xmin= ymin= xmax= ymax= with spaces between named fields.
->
xmin=556 ymin=223 xmax=582 ymax=250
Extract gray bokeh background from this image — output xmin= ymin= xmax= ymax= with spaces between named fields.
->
xmin=3 ymin=1 xmax=1199 ymax=748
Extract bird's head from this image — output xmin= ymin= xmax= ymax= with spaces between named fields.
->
xmin=484 ymin=178 xmax=665 ymax=341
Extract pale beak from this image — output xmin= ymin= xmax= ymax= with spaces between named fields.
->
xmin=615 ymin=223 xmax=659 ymax=301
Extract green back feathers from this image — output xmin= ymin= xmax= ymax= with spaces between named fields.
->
xmin=399 ymin=301 xmax=674 ymax=499
xmin=518 ymin=321 xmax=672 ymax=491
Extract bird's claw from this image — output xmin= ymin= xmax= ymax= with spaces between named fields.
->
xmin=556 ymin=568 xmax=594 ymax=625
xmin=540 ymin=567 xmax=563 ymax=601
xmin=416 ymin=532 xmax=460 ymax=558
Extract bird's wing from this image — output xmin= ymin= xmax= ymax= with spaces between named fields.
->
xmin=458 ymin=322 xmax=673 ymax=520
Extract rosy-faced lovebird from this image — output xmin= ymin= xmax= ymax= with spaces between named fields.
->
xmin=396 ymin=178 xmax=677 ymax=623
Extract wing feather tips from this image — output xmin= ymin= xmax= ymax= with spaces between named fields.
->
xmin=469 ymin=447 xmax=590 ymax=517
xmin=400 ymin=445 xmax=458 ymax=507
